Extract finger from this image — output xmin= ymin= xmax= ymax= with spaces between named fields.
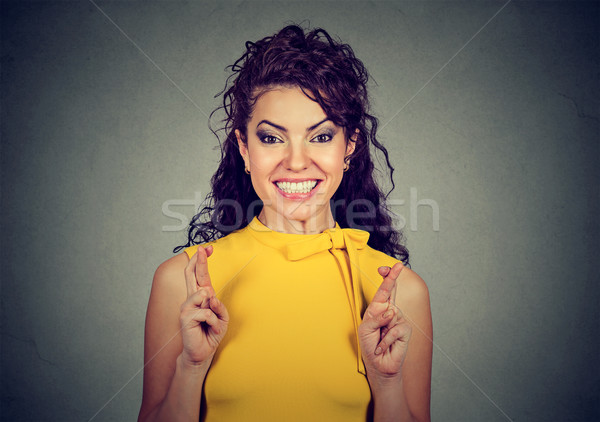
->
xmin=371 ymin=276 xmax=394 ymax=304
xmin=381 ymin=325 xmax=389 ymax=338
xmin=209 ymin=296 xmax=229 ymax=323
xmin=390 ymin=276 xmax=398 ymax=307
xmin=390 ymin=303 xmax=403 ymax=320
xmin=181 ymin=307 xmax=221 ymax=331
xmin=360 ymin=304 xmax=396 ymax=332
xmin=184 ymin=251 xmax=199 ymax=297
xmin=374 ymin=321 xmax=412 ymax=355
xmin=197 ymin=288 xmax=213 ymax=308
xmin=372 ymin=263 xmax=404 ymax=304
xmin=180 ymin=288 xmax=212 ymax=312
xmin=382 ymin=305 xmax=404 ymax=333
xmin=195 ymin=245 xmax=214 ymax=292
xmin=387 ymin=262 xmax=404 ymax=281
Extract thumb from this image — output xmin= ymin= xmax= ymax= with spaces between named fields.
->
xmin=209 ymin=296 xmax=229 ymax=323
xmin=360 ymin=302 xmax=395 ymax=332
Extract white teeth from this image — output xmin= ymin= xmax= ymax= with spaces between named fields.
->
xmin=276 ymin=180 xmax=318 ymax=194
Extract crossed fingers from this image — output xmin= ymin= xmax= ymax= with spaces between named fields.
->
xmin=365 ymin=263 xmax=411 ymax=356
xmin=184 ymin=245 xmax=214 ymax=298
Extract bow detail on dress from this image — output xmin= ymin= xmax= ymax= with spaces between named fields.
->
xmin=284 ymin=226 xmax=370 ymax=375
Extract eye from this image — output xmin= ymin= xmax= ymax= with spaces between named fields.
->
xmin=311 ymin=133 xmax=333 ymax=143
xmin=259 ymin=135 xmax=282 ymax=144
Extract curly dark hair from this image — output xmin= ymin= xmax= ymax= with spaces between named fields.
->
xmin=174 ymin=24 xmax=409 ymax=264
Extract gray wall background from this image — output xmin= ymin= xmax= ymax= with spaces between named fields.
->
xmin=1 ymin=1 xmax=598 ymax=421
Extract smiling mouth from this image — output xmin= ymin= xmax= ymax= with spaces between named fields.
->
xmin=275 ymin=180 xmax=320 ymax=194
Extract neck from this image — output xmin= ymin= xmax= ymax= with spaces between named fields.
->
xmin=258 ymin=207 xmax=335 ymax=234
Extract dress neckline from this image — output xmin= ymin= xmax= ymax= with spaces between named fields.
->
xmin=246 ymin=216 xmax=342 ymax=250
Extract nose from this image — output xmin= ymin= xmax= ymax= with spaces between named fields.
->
xmin=284 ymin=141 xmax=310 ymax=171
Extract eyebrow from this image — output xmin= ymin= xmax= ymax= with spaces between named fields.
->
xmin=255 ymin=118 xmax=331 ymax=133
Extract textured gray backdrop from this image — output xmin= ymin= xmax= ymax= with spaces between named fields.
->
xmin=1 ymin=1 xmax=598 ymax=421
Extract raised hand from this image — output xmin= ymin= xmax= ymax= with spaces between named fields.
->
xmin=358 ymin=263 xmax=412 ymax=379
xmin=179 ymin=245 xmax=229 ymax=367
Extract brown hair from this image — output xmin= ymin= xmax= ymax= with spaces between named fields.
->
xmin=176 ymin=24 xmax=408 ymax=264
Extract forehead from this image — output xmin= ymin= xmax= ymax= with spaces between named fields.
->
xmin=249 ymin=87 xmax=329 ymax=127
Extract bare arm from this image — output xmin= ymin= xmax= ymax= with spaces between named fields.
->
xmin=393 ymin=268 xmax=432 ymax=421
xmin=138 ymin=247 xmax=228 ymax=422
xmin=360 ymin=264 xmax=433 ymax=422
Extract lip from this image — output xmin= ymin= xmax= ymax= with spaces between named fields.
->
xmin=272 ymin=179 xmax=322 ymax=201
xmin=273 ymin=177 xmax=321 ymax=183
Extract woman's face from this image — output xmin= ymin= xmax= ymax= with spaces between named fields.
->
xmin=236 ymin=86 xmax=355 ymax=233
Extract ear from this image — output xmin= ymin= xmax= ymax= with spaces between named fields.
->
xmin=346 ymin=128 xmax=358 ymax=158
xmin=235 ymin=129 xmax=250 ymax=169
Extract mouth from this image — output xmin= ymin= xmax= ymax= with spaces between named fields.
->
xmin=273 ymin=179 xmax=322 ymax=199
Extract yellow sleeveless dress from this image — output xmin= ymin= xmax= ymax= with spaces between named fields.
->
xmin=184 ymin=217 xmax=398 ymax=421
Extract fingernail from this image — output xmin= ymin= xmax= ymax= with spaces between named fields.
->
xmin=383 ymin=310 xmax=393 ymax=319
xmin=375 ymin=347 xmax=382 ymax=355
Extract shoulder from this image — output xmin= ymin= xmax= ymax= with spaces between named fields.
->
xmin=150 ymin=252 xmax=190 ymax=308
xmin=396 ymin=266 xmax=430 ymax=311
xmin=358 ymin=245 xmax=430 ymax=308
xmin=155 ymin=252 xmax=189 ymax=280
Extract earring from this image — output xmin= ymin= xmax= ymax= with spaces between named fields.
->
xmin=343 ymin=162 xmax=350 ymax=172
xmin=245 ymin=167 xmax=250 ymax=174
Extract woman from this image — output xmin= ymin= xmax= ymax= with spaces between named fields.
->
xmin=138 ymin=25 xmax=432 ymax=422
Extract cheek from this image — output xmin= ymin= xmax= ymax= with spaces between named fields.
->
xmin=247 ymin=147 xmax=280 ymax=174
xmin=319 ymin=148 xmax=347 ymax=175
xmin=324 ymin=159 xmax=345 ymax=175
